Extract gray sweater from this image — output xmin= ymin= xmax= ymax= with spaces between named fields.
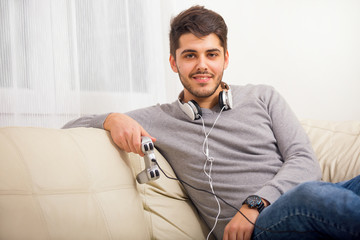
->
xmin=63 ymin=84 xmax=322 ymax=239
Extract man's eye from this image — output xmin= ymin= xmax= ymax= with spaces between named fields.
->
xmin=208 ymin=53 xmax=219 ymax=58
xmin=185 ymin=54 xmax=195 ymax=58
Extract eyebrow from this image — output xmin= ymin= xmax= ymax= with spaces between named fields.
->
xmin=180 ymin=48 xmax=221 ymax=55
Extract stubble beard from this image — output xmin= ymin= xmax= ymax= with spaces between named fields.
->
xmin=177 ymin=69 xmax=224 ymax=99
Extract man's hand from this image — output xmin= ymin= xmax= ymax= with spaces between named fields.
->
xmin=223 ymin=198 xmax=269 ymax=240
xmin=103 ymin=113 xmax=156 ymax=156
xmin=223 ymin=205 xmax=259 ymax=240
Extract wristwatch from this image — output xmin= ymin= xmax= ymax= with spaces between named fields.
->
xmin=242 ymin=195 xmax=265 ymax=213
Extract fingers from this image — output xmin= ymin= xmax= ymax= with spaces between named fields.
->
xmin=223 ymin=208 xmax=258 ymax=240
xmin=124 ymin=126 xmax=156 ymax=156
xmin=223 ymin=228 xmax=249 ymax=240
xmin=223 ymin=227 xmax=240 ymax=240
xmin=120 ymin=126 xmax=143 ymax=156
xmin=125 ymin=133 xmax=141 ymax=156
xmin=105 ymin=113 xmax=156 ymax=156
xmin=141 ymin=127 xmax=157 ymax=142
xmin=223 ymin=231 xmax=237 ymax=240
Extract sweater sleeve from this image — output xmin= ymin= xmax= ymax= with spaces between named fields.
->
xmin=61 ymin=103 xmax=159 ymax=130
xmin=62 ymin=113 xmax=109 ymax=129
xmin=254 ymin=86 xmax=322 ymax=204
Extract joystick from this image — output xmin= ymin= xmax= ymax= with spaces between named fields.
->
xmin=136 ymin=136 xmax=160 ymax=184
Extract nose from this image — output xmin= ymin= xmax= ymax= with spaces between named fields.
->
xmin=196 ymin=55 xmax=208 ymax=71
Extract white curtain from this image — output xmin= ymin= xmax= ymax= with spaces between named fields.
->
xmin=0 ymin=0 xmax=167 ymax=128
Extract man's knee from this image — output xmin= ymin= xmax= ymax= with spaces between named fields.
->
xmin=285 ymin=181 xmax=328 ymax=207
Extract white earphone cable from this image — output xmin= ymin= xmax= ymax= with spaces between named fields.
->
xmin=199 ymin=106 xmax=225 ymax=240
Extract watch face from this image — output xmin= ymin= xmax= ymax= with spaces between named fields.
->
xmin=247 ymin=195 xmax=262 ymax=207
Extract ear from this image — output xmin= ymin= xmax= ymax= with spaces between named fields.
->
xmin=169 ymin=54 xmax=178 ymax=73
xmin=224 ymin=50 xmax=229 ymax=70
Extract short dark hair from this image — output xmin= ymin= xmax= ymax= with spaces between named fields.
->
xmin=169 ymin=5 xmax=228 ymax=58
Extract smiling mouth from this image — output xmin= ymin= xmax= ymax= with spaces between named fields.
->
xmin=191 ymin=72 xmax=214 ymax=83
xmin=193 ymin=76 xmax=211 ymax=83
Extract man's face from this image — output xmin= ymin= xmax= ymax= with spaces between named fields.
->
xmin=170 ymin=33 xmax=229 ymax=104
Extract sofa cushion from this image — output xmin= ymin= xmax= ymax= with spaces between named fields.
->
xmin=128 ymin=151 xmax=209 ymax=239
xmin=301 ymin=120 xmax=360 ymax=183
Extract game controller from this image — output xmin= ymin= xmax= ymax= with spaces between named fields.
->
xmin=136 ymin=136 xmax=160 ymax=184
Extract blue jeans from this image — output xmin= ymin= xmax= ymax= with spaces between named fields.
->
xmin=252 ymin=175 xmax=360 ymax=240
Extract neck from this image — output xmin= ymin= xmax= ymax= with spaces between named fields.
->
xmin=192 ymin=96 xmax=218 ymax=109
xmin=182 ymin=87 xmax=222 ymax=109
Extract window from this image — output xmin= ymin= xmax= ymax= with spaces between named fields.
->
xmin=0 ymin=0 xmax=166 ymax=128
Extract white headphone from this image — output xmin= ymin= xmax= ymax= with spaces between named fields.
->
xmin=177 ymin=82 xmax=233 ymax=120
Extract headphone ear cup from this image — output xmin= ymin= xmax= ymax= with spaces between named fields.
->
xmin=178 ymin=99 xmax=202 ymax=120
xmin=219 ymin=90 xmax=227 ymax=109
xmin=227 ymin=87 xmax=233 ymax=109
xmin=188 ymin=100 xmax=202 ymax=120
xmin=219 ymin=89 xmax=233 ymax=110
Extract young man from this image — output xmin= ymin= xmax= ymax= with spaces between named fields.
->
xmin=64 ymin=6 xmax=360 ymax=240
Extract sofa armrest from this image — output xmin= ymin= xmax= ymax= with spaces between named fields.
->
xmin=0 ymin=127 xmax=208 ymax=240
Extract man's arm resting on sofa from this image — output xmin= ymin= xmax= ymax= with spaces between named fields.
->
xmin=63 ymin=113 xmax=156 ymax=157
xmin=62 ymin=113 xmax=109 ymax=129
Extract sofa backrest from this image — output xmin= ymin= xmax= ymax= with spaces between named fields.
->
xmin=300 ymin=120 xmax=360 ymax=183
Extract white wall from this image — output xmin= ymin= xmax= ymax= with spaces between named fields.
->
xmin=163 ymin=0 xmax=360 ymax=121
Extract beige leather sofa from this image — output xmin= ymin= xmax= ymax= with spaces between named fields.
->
xmin=1 ymin=120 xmax=359 ymax=240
